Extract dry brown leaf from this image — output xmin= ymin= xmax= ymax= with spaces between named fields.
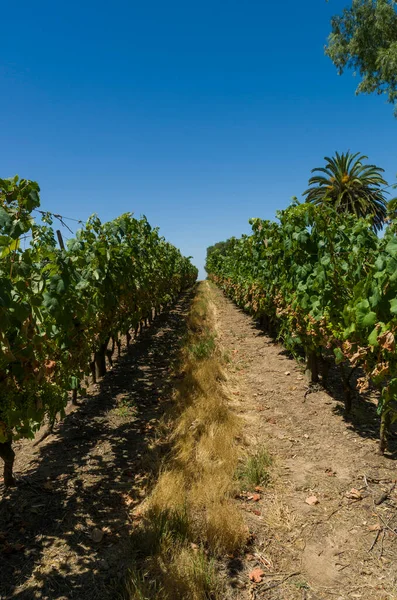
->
xmin=370 ymin=362 xmax=389 ymax=379
xmin=357 ymin=377 xmax=370 ymax=392
xmin=350 ymin=348 xmax=367 ymax=365
xmin=368 ymin=523 xmax=381 ymax=531
xmin=378 ymin=331 xmax=395 ymax=352
xmin=122 ymin=493 xmax=134 ymax=506
xmin=345 ymin=488 xmax=362 ymax=500
xmin=246 ymin=553 xmax=255 ymax=561
xmin=249 ymin=568 xmax=265 ymax=583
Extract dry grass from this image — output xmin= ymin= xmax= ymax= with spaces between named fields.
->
xmin=127 ymin=282 xmax=248 ymax=600
xmin=264 ymin=494 xmax=296 ymax=532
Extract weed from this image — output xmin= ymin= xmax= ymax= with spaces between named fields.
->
xmin=295 ymin=580 xmax=310 ymax=590
xmin=222 ymin=350 xmax=231 ymax=364
xmin=188 ymin=333 xmax=216 ymax=360
xmin=237 ymin=448 xmax=272 ymax=488
xmin=114 ymin=405 xmax=133 ymax=418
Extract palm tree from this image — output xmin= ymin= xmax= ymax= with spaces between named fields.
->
xmin=303 ymin=152 xmax=388 ymax=231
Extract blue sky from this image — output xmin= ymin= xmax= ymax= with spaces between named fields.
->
xmin=1 ymin=0 xmax=396 ymax=278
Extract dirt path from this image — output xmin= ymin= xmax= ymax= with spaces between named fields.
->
xmin=0 ymin=293 xmax=192 ymax=600
xmin=212 ymin=286 xmax=397 ymax=600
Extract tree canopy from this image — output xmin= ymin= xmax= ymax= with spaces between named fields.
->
xmin=303 ymin=151 xmax=388 ymax=231
xmin=326 ymin=0 xmax=397 ymax=115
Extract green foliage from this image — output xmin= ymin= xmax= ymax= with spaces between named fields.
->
xmin=206 ymin=238 xmax=236 ymax=269
xmin=303 ymin=151 xmax=388 ymax=232
xmin=205 ymin=200 xmax=397 ymax=446
xmin=237 ymin=449 xmax=272 ymax=488
xmin=0 ymin=176 xmax=198 ymax=443
xmin=326 ymin=0 xmax=397 ymax=115
xmin=188 ymin=333 xmax=216 ymax=360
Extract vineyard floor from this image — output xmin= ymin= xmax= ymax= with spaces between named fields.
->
xmin=1 ymin=285 xmax=397 ymax=600
xmin=212 ymin=285 xmax=397 ymax=600
xmin=0 ymin=291 xmax=194 ymax=600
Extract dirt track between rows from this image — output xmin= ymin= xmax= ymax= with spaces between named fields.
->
xmin=0 ymin=293 xmax=192 ymax=600
xmin=212 ymin=285 xmax=397 ymax=600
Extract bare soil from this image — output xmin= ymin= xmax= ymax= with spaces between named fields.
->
xmin=211 ymin=285 xmax=397 ymax=600
xmin=0 ymin=293 xmax=193 ymax=600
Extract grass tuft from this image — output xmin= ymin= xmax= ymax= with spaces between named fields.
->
xmin=237 ymin=448 xmax=272 ymax=489
xmin=188 ymin=334 xmax=216 ymax=360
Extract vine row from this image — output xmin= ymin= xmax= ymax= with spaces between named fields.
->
xmin=206 ymin=202 xmax=397 ymax=454
xmin=0 ymin=177 xmax=198 ymax=485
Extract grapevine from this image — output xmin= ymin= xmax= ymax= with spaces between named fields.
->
xmin=206 ymin=201 xmax=397 ymax=454
xmin=0 ymin=176 xmax=197 ymax=485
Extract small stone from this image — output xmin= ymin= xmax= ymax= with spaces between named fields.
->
xmin=305 ymin=496 xmax=319 ymax=506
xmin=90 ymin=528 xmax=104 ymax=543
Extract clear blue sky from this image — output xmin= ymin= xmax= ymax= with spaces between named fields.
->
xmin=1 ymin=0 xmax=396 ymax=278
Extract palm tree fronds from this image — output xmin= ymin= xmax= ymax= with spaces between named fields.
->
xmin=303 ymin=151 xmax=389 ymax=232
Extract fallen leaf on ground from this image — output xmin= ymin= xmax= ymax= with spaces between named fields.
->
xmin=246 ymin=553 xmax=255 ymax=561
xmin=252 ymin=493 xmax=261 ymax=502
xmin=345 ymin=489 xmax=362 ymax=500
xmin=121 ymin=493 xmax=135 ymax=506
xmin=368 ymin=523 xmax=381 ymax=531
xmin=249 ymin=568 xmax=265 ymax=583
xmin=305 ymin=496 xmax=319 ymax=506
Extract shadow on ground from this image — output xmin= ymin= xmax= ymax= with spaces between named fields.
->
xmin=236 ymin=307 xmax=397 ymax=459
xmin=0 ymin=290 xmax=194 ymax=600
